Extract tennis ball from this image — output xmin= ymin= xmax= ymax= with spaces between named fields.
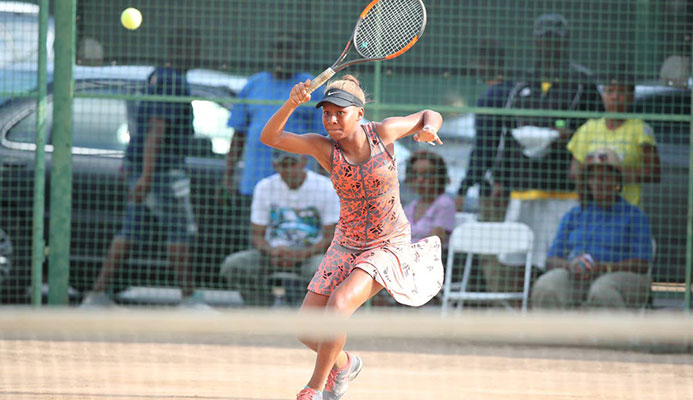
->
xmin=121 ymin=8 xmax=142 ymax=30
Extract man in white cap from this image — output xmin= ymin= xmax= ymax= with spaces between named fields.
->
xmin=531 ymin=148 xmax=653 ymax=309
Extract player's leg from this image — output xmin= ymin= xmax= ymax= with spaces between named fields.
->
xmin=297 ymin=290 xmax=353 ymax=395
xmin=306 ymin=268 xmax=382 ymax=391
xmin=298 ymin=290 xmax=330 ymax=352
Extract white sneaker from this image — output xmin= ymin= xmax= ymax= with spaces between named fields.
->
xmin=179 ymin=292 xmax=216 ymax=312
xmin=324 ymin=353 xmax=363 ymax=400
xmin=80 ymin=291 xmax=117 ymax=308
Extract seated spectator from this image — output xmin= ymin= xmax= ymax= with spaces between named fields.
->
xmin=403 ymin=150 xmax=456 ymax=252
xmin=568 ymin=70 xmax=661 ymax=206
xmin=492 ymin=13 xmax=603 ymax=291
xmin=531 ymin=148 xmax=653 ymax=309
xmin=220 ymin=149 xmax=339 ymax=306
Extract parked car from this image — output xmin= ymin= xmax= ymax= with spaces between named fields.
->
xmin=0 ymin=65 xmax=246 ymax=303
xmin=0 ymin=1 xmax=55 ymax=103
xmin=633 ymin=83 xmax=690 ymax=283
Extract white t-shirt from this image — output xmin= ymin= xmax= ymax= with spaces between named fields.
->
xmin=251 ymin=170 xmax=340 ymax=248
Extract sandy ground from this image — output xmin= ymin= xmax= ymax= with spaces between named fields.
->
xmin=1 ymin=336 xmax=692 ymax=400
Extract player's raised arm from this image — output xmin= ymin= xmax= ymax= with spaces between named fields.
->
xmin=377 ymin=109 xmax=443 ymax=146
xmin=260 ymin=79 xmax=330 ymax=160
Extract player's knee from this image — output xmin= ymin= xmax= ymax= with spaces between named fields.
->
xmin=326 ymin=292 xmax=350 ymax=314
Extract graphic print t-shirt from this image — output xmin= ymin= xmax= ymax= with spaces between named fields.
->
xmin=251 ymin=170 xmax=340 ymax=248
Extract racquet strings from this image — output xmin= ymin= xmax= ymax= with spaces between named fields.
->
xmin=355 ymin=0 xmax=425 ymax=59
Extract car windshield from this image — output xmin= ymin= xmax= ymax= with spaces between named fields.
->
xmin=74 ymin=98 xmax=130 ymax=151
xmin=0 ymin=5 xmax=54 ymax=68
xmin=633 ymin=89 xmax=690 ymax=146
xmin=191 ymin=99 xmax=234 ymax=155
xmin=5 ymin=88 xmax=234 ymax=155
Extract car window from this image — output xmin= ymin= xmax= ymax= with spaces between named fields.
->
xmin=5 ymin=106 xmax=40 ymax=143
xmin=0 ymin=9 xmax=54 ymax=68
xmin=191 ymin=99 xmax=234 ymax=155
xmin=6 ymin=93 xmax=233 ymax=156
xmin=73 ymin=98 xmax=129 ymax=151
xmin=6 ymin=98 xmax=129 ymax=151
xmin=633 ymin=91 xmax=690 ymax=146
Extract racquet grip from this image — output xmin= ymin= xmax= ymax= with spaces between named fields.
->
xmin=309 ymin=68 xmax=336 ymax=93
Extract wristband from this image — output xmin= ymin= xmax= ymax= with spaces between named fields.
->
xmin=422 ymin=124 xmax=436 ymax=134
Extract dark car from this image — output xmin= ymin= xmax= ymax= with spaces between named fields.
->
xmin=0 ymin=65 xmax=244 ymax=303
xmin=633 ymin=84 xmax=690 ymax=284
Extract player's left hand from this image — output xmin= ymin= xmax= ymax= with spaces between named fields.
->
xmin=413 ymin=124 xmax=443 ymax=146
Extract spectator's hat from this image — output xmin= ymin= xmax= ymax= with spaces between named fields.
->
xmin=583 ymin=148 xmax=623 ymax=191
xmin=533 ymin=13 xmax=568 ymax=38
xmin=271 ymin=148 xmax=304 ymax=163
xmin=584 ymin=147 xmax=622 ymax=170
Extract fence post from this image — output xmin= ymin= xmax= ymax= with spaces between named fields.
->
xmin=48 ymin=0 xmax=76 ymax=305
xmin=30 ymin=0 xmax=50 ymax=307
xmin=686 ymin=46 xmax=693 ymax=313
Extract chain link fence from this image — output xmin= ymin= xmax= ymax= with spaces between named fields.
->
xmin=0 ymin=0 xmax=690 ymax=310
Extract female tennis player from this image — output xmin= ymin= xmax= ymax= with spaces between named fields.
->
xmin=260 ymin=75 xmax=444 ymax=400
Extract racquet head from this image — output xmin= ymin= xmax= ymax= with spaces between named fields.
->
xmin=353 ymin=0 xmax=427 ymax=61
xmin=308 ymin=0 xmax=427 ymax=93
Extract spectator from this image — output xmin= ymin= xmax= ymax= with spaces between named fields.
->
xmin=568 ymin=70 xmax=661 ymax=206
xmin=82 ymin=32 xmax=209 ymax=309
xmin=403 ymin=150 xmax=456 ymax=252
xmin=491 ymin=13 xmax=604 ymax=293
xmin=455 ymin=41 xmax=515 ymax=292
xmin=531 ymin=148 xmax=653 ymax=309
xmin=456 ymin=40 xmax=514 ymax=217
xmin=220 ymin=149 xmax=339 ymax=306
xmin=224 ymin=33 xmax=324 ymax=251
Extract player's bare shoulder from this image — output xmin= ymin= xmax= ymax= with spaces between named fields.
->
xmin=301 ymin=133 xmax=333 ymax=159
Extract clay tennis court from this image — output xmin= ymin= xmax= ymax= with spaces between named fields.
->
xmin=2 ymin=335 xmax=692 ymax=400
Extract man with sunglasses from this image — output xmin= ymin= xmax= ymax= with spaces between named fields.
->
xmin=220 ymin=149 xmax=339 ymax=306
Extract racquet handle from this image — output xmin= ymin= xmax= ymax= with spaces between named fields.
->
xmin=309 ymin=68 xmax=336 ymax=94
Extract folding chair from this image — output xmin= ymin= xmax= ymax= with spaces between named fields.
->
xmin=441 ymin=222 xmax=534 ymax=315
xmin=454 ymin=211 xmax=477 ymax=227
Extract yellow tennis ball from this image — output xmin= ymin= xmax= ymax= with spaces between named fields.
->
xmin=121 ymin=8 xmax=142 ymax=30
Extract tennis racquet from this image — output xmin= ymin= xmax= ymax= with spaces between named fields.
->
xmin=308 ymin=0 xmax=427 ymax=93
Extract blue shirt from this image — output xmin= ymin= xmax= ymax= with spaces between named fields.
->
xmin=125 ymin=67 xmax=193 ymax=172
xmin=548 ymin=197 xmax=653 ymax=263
xmin=228 ymin=72 xmax=324 ymax=195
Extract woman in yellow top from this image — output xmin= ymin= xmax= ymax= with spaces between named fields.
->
xmin=567 ymin=72 xmax=661 ymax=206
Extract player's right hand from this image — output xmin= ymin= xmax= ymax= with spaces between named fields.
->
xmin=289 ymin=79 xmax=312 ymax=106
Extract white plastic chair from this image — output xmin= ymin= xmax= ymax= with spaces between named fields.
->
xmin=454 ymin=211 xmax=477 ymax=227
xmin=441 ymin=222 xmax=534 ymax=315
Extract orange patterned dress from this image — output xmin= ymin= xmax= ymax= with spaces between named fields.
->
xmin=307 ymin=122 xmax=443 ymax=306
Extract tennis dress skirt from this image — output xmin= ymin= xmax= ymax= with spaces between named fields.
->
xmin=308 ymin=235 xmax=444 ymax=307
